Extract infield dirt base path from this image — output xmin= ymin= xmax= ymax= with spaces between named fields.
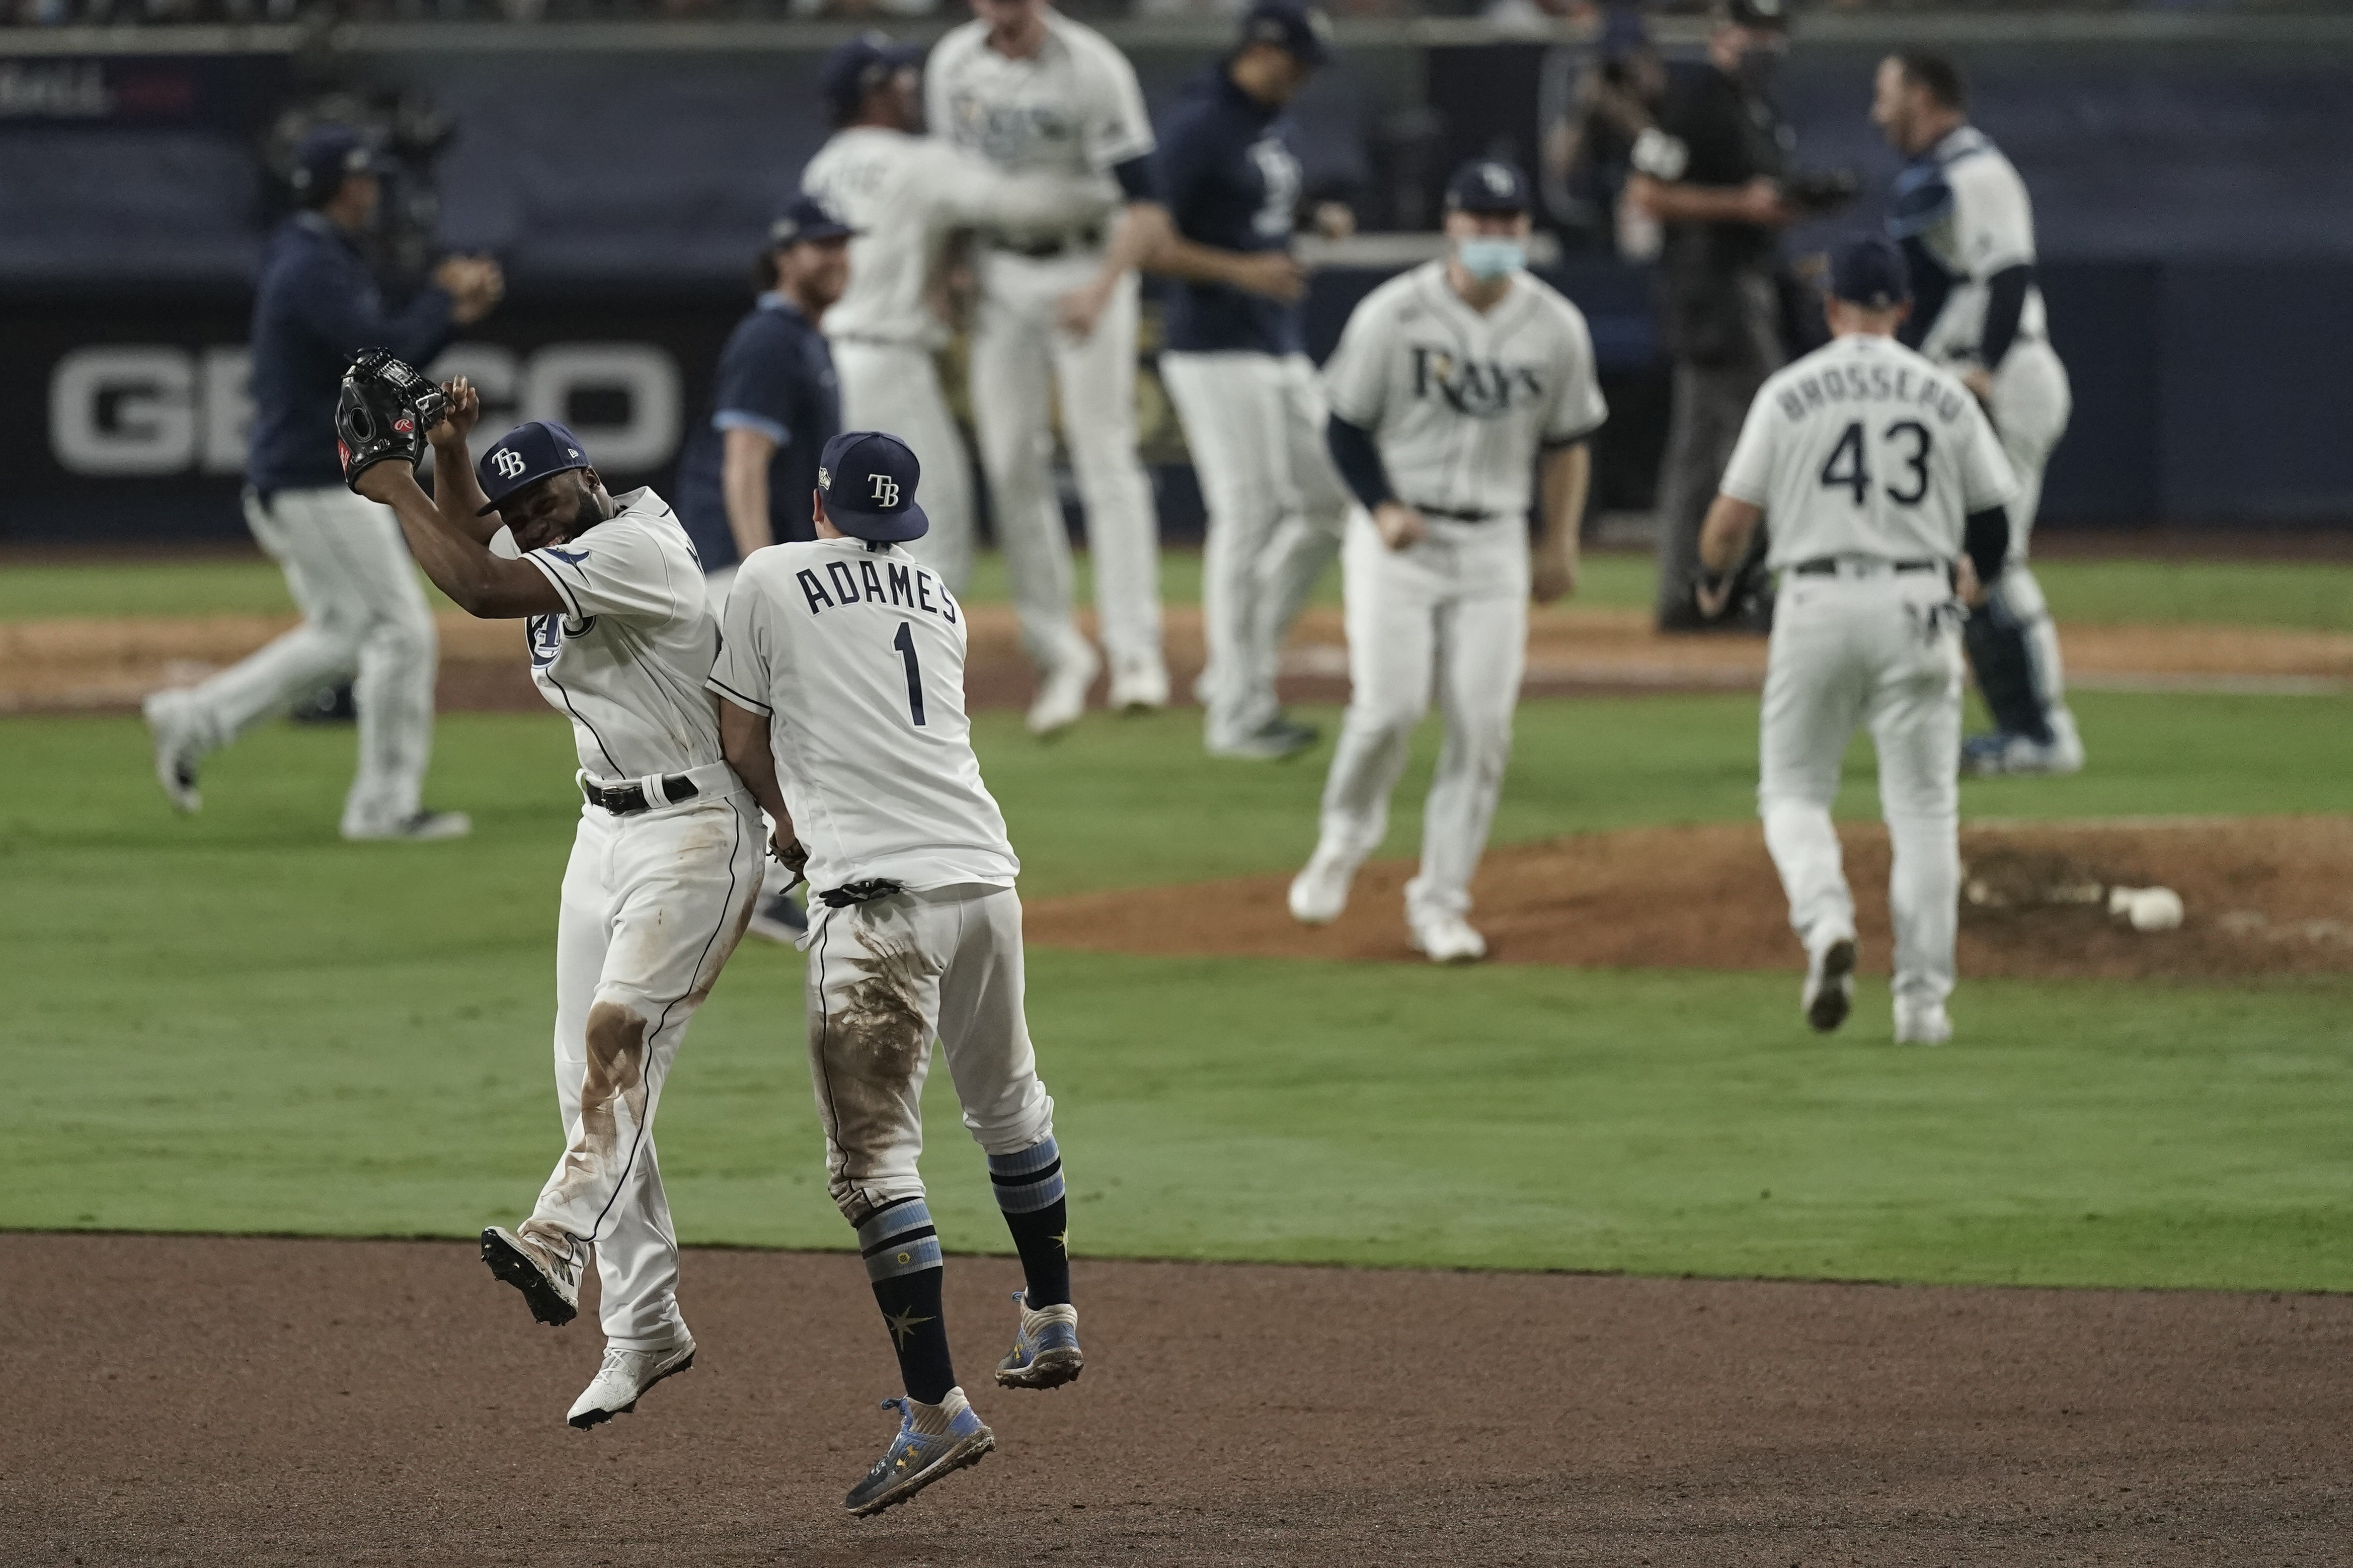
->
xmin=5 ymin=1234 xmax=2346 ymax=1566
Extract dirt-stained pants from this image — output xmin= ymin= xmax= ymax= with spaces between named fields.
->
xmin=524 ymin=789 xmax=762 ymax=1348
xmin=802 ymin=883 xmax=1055 ymax=1226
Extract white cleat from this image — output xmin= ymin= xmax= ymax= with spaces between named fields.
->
xmin=1410 ymin=915 xmax=1488 ymax=965
xmin=1107 ymin=656 xmax=1170 ymax=713
xmin=141 ymin=690 xmax=203 ymax=813
xmin=1802 ymin=936 xmax=1857 ymax=1033
xmin=480 ymin=1225 xmax=582 ymax=1327
xmin=1025 ymin=643 xmax=1100 ymax=737
xmin=568 ymin=1335 xmax=696 ymax=1429
xmin=343 ymin=809 xmax=473 ymax=843
xmin=1287 ymin=850 xmax=1356 ymax=926
xmin=1895 ymin=1002 xmax=1953 ymax=1047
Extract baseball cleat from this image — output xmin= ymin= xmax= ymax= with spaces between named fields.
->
xmin=480 ymin=1225 xmax=581 ymax=1327
xmin=1802 ymin=936 xmax=1857 ymax=1033
xmin=1026 ymin=643 xmax=1100 ymax=737
xmin=1895 ymin=1002 xmax=1953 ymax=1047
xmin=1287 ymin=850 xmax=1356 ymax=926
xmin=1960 ymin=728 xmax=2085 ymax=777
xmin=141 ymin=690 xmax=203 ymax=813
xmin=344 ymin=809 xmax=473 ymax=843
xmin=993 ymin=1290 xmax=1083 ymax=1390
xmin=567 ymin=1335 xmax=696 ymax=1428
xmin=843 ymin=1387 xmax=995 ymax=1518
xmin=1209 ymin=717 xmax=1319 ymax=761
xmin=1410 ymin=916 xmax=1487 ymax=964
xmin=746 ymin=888 xmax=808 ymax=944
xmin=1108 ymin=656 xmax=1170 ymax=713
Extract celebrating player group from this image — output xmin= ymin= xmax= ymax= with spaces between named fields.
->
xmin=158 ymin=0 xmax=2080 ymax=1520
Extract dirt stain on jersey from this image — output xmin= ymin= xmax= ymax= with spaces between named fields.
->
xmin=538 ymin=1001 xmax=650 ymax=1214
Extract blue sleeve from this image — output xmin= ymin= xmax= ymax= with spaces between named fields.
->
xmin=711 ymin=321 xmax=798 ymax=446
xmin=1157 ymin=114 xmax=1215 ymax=227
xmin=1980 ymin=264 xmax=2032 ymax=369
xmin=282 ymin=247 xmax=455 ymax=368
xmin=1325 ymin=415 xmax=1395 ymax=511
xmin=1112 ymin=153 xmax=1161 ymax=204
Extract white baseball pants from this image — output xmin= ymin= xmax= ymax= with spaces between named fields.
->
xmin=1310 ymin=512 xmax=1529 ymax=930
xmin=1758 ymin=566 xmax=1965 ymax=1012
xmin=834 ymin=339 xmax=978 ymax=594
xmin=1987 ymin=341 xmax=2078 ymax=738
xmin=969 ymin=249 xmax=1163 ymax=679
xmin=521 ymin=786 xmax=762 ymax=1348
xmin=802 ymin=884 xmax=1055 ymax=1228
xmin=176 ymin=486 xmax=437 ymax=836
xmin=1159 ymin=350 xmax=1348 ymax=750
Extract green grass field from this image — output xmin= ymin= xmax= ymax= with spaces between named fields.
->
xmin=8 ymin=679 xmax=2350 ymax=1291
xmin=8 ymin=548 xmax=2353 ymax=630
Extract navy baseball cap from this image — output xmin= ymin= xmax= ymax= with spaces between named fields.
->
xmin=820 ymin=31 xmax=923 ymax=124
xmin=1827 ymin=234 xmax=1912 ymax=309
xmin=289 ymin=124 xmax=393 ymax=203
xmin=817 ymin=431 xmax=928 ymax=543
xmin=475 ymin=421 xmax=594 ymax=516
xmin=769 ymin=194 xmax=856 ymax=251
xmin=1445 ymin=158 xmax=1532 ymax=215
xmin=1238 ymin=1 xmax=1334 ymax=68
xmin=1720 ymin=0 xmax=1790 ymax=31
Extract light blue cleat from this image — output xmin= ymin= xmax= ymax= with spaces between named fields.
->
xmin=843 ymin=1387 xmax=994 ymax=1517
xmin=993 ymin=1290 xmax=1083 ymax=1390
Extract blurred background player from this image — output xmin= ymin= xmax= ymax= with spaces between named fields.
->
xmin=710 ymin=432 xmax=1079 ymax=1518
xmin=347 ymin=376 xmax=761 ymax=1430
xmin=801 ymin=30 xmax=1119 ymax=597
xmin=927 ymin=0 xmax=1170 ymax=735
xmin=1629 ymin=0 xmax=1797 ymax=633
xmin=140 ymin=123 xmax=501 ymax=839
xmin=1153 ymin=1 xmax=1353 ymax=762
xmin=1288 ymin=159 xmax=1605 ymax=963
xmin=1693 ymin=236 xmax=2017 ymax=1047
xmin=675 ymin=196 xmax=852 ymax=606
xmin=1875 ymin=50 xmax=2082 ymax=777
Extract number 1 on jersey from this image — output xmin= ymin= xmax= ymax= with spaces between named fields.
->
xmin=893 ymin=621 xmax=927 ymax=728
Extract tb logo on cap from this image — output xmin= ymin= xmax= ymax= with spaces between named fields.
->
xmin=492 ymin=448 xmax=527 ymax=479
xmin=869 ymin=473 xmax=900 ymax=508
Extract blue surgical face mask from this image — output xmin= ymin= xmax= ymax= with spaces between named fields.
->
xmin=1456 ymin=236 xmax=1526 ymax=282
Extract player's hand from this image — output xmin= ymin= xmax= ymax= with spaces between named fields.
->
xmin=1373 ymin=502 xmax=1427 ymax=552
xmin=429 ymin=377 xmax=481 ymax=446
xmin=1054 ymin=278 xmax=1117 ymax=339
xmin=773 ymin=832 xmax=810 ymax=886
xmin=1532 ymin=550 xmax=1578 ymax=605
xmin=435 ymin=255 xmax=505 ymax=324
xmin=1693 ymin=569 xmax=1735 ymax=622
xmin=1312 ymin=201 xmax=1356 ymax=240
xmin=1733 ymin=177 xmax=1792 ymax=227
xmin=1229 ymin=250 xmax=1309 ymax=304
xmin=336 ymin=350 xmax=437 ymax=497
xmin=1954 ymin=555 xmax=1988 ymax=608
xmin=1959 ymin=366 xmax=1995 ymax=405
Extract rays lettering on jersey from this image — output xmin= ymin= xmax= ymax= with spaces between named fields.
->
xmin=797 ymin=557 xmax=959 ymax=625
xmin=1410 ymin=346 xmax=1545 ymax=420
xmin=950 ymin=94 xmax=1072 ymax=163
xmin=1776 ymin=362 xmax=1970 ymax=427
xmin=1248 ymin=136 xmax=1301 ymax=239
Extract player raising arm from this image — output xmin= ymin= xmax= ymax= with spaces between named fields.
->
xmin=1691 ymin=237 xmax=2015 ymax=1046
xmin=337 ymin=354 xmax=763 ymax=1428
xmin=709 ymin=432 xmax=1081 ymax=1518
xmin=1287 ymin=160 xmax=1604 ymax=963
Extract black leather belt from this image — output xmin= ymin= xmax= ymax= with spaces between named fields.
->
xmin=1409 ymin=502 xmax=1501 ymax=523
xmin=819 ymin=878 xmax=904 ymax=909
xmin=583 ymin=774 xmax=699 ymax=815
xmin=1790 ymin=556 xmax=1941 ymax=577
xmin=989 ymin=227 xmax=1103 ymax=259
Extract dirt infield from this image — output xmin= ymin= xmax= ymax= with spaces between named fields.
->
xmin=1028 ymin=816 xmax=2353 ymax=981
xmin=5 ymin=1233 xmax=2347 ymax=1566
xmin=11 ymin=603 xmax=2353 ymax=714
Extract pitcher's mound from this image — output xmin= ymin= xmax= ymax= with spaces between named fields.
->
xmin=1026 ymin=815 xmax=2353 ymax=981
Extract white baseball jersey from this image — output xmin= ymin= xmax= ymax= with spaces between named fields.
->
xmin=802 ymin=126 xmax=1114 ymax=347
xmin=926 ymin=10 xmax=1154 ymax=188
xmin=1895 ymin=126 xmax=2049 ymax=366
xmin=520 ymin=487 xmax=727 ymax=780
xmin=707 ymin=537 xmax=1018 ymax=895
xmin=1322 ymin=262 xmax=1609 ymax=519
xmin=1720 ymin=333 xmax=2016 ymax=568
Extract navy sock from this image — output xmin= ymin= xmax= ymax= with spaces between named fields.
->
xmin=988 ymin=1137 xmax=1071 ymax=1308
xmin=857 ymin=1197 xmax=956 ymax=1405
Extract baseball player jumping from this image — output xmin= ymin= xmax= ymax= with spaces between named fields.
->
xmin=1288 ymin=160 xmax=1606 ymax=962
xmin=1692 ymin=236 xmax=2016 ymax=1045
xmin=1873 ymin=51 xmax=2080 ymax=776
xmin=802 ymin=31 xmax=1118 ymax=598
xmin=711 ymin=431 xmax=1080 ymax=1517
xmin=927 ymin=0 xmax=1171 ymax=733
xmin=341 ymin=358 xmax=762 ymax=1426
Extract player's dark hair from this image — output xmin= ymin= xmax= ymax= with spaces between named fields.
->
xmin=1893 ymin=51 xmax=1967 ymax=112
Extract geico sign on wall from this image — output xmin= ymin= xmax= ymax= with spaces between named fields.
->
xmin=49 ymin=343 xmax=683 ymax=477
